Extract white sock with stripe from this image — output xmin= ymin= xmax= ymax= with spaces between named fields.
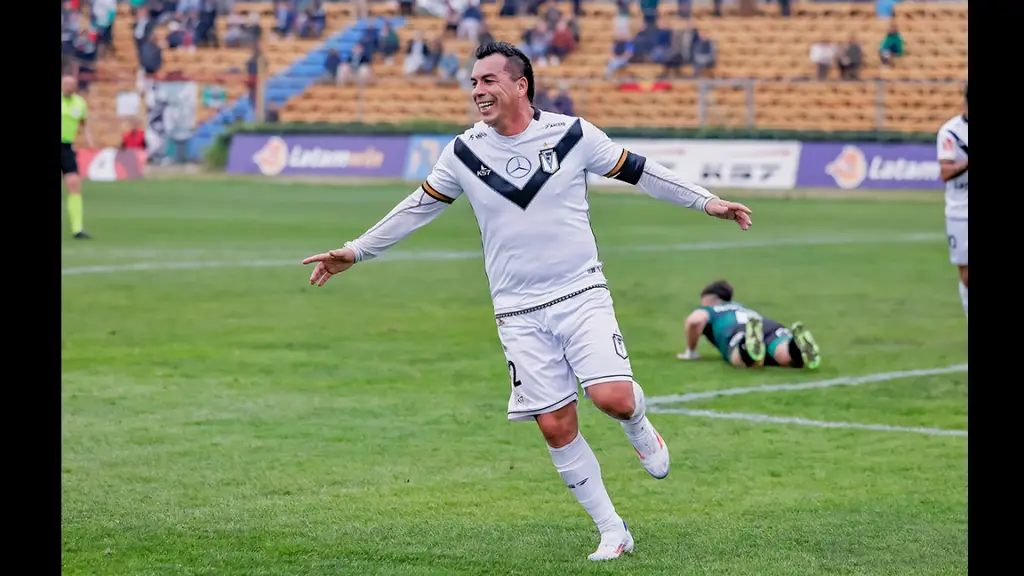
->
xmin=548 ymin=432 xmax=624 ymax=536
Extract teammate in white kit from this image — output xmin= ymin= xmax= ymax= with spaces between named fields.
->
xmin=302 ymin=42 xmax=752 ymax=561
xmin=936 ymin=83 xmax=968 ymax=318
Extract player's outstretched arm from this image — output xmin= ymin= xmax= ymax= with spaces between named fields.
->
xmin=302 ymin=186 xmax=455 ymax=287
xmin=583 ymin=119 xmax=751 ymax=230
xmin=679 ymin=309 xmax=710 ymax=360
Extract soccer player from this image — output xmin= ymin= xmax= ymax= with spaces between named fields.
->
xmin=937 ymin=82 xmax=968 ymax=318
xmin=61 ymin=74 xmax=94 ymax=239
xmin=303 ymin=42 xmax=752 ymax=561
xmin=677 ymin=280 xmax=821 ymax=370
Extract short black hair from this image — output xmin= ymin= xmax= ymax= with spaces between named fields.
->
xmin=701 ymin=280 xmax=733 ymax=302
xmin=473 ymin=41 xmax=535 ymax=103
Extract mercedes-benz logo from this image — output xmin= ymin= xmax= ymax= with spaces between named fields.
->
xmin=505 ymin=156 xmax=532 ymax=179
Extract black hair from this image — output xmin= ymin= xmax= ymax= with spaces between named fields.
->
xmin=700 ymin=280 xmax=733 ymax=302
xmin=964 ymin=82 xmax=968 ymax=105
xmin=473 ymin=41 xmax=535 ymax=103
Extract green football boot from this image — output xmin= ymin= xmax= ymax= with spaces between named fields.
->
xmin=791 ymin=322 xmax=821 ymax=370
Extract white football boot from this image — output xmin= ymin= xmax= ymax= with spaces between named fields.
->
xmin=626 ymin=416 xmax=670 ymax=479
xmin=588 ymin=520 xmax=635 ymax=561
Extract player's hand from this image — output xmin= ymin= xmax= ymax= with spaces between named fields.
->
xmin=302 ymin=247 xmax=357 ymax=287
xmin=705 ymin=198 xmax=753 ymax=230
xmin=677 ymin=349 xmax=701 ymax=360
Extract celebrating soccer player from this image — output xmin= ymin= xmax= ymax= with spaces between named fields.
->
xmin=303 ymin=42 xmax=752 ymax=561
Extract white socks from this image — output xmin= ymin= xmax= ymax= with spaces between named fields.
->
xmin=548 ymin=432 xmax=624 ymax=536
xmin=959 ymin=281 xmax=968 ymax=318
xmin=620 ymin=381 xmax=647 ymax=439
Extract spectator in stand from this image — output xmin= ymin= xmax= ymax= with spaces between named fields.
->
xmin=195 ymin=0 xmax=220 ymax=47
xmin=436 ymin=47 xmax=461 ymax=85
xmin=302 ymin=0 xmax=327 ymax=39
xmin=660 ymin=27 xmax=695 ymax=79
xmin=605 ymin=32 xmax=634 ymax=79
xmin=224 ymin=12 xmax=247 ymax=47
xmin=541 ymin=0 xmax=562 ymax=29
xmin=242 ymin=11 xmax=263 ymax=46
xmin=73 ymin=28 xmax=99 ymax=91
xmin=533 ymin=83 xmax=556 ymax=112
xmin=553 ymin=82 xmax=574 ymax=115
xmin=403 ymin=30 xmax=430 ymax=76
xmin=323 ymin=47 xmax=342 ymax=82
xmin=476 ymin=20 xmax=495 ymax=48
xmin=879 ymin=21 xmax=904 ymax=66
xmin=547 ymin=16 xmax=576 ymax=65
xmin=399 ymin=0 xmax=415 ymax=17
xmin=121 ymin=117 xmax=147 ymax=151
xmin=631 ymin=21 xmax=668 ymax=64
xmin=379 ymin=22 xmax=401 ymax=64
xmin=91 ymin=0 xmax=117 ymax=56
xmin=809 ymin=38 xmax=836 ymax=80
xmin=444 ymin=1 xmax=461 ymax=36
xmin=166 ymin=20 xmax=187 ymax=49
xmin=458 ymin=0 xmax=484 ymax=45
xmin=419 ymin=38 xmax=444 ymax=74
xmin=521 ymin=19 xmax=551 ymax=67
xmin=338 ymin=43 xmax=373 ymax=84
xmin=677 ymin=0 xmax=691 ymax=18
xmin=837 ymin=35 xmax=863 ymax=80
xmin=273 ymin=0 xmax=296 ymax=39
xmin=692 ymin=34 xmax=716 ymax=77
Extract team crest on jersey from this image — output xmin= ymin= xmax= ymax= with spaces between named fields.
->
xmin=538 ymin=148 xmax=560 ymax=174
xmin=612 ymin=334 xmax=628 ymax=359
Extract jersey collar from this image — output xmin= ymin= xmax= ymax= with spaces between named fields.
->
xmin=532 ymin=106 xmax=541 ymax=120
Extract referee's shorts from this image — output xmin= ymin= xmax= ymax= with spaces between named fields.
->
xmin=61 ymin=142 xmax=79 ymax=176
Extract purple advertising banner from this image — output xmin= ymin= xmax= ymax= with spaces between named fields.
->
xmin=796 ymin=142 xmax=942 ymax=190
xmin=226 ymin=134 xmax=409 ymax=177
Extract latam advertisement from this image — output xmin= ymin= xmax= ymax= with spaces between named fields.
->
xmin=226 ymin=134 xmax=409 ymax=177
xmin=795 ymin=143 xmax=941 ymax=190
xmin=586 ymin=139 xmax=802 ymax=190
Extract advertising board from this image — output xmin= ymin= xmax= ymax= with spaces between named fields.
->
xmin=795 ymin=142 xmax=942 ymax=190
xmin=586 ymin=139 xmax=802 ymax=189
xmin=226 ymin=134 xmax=409 ymax=177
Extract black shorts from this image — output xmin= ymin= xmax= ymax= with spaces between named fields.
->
xmin=61 ymin=142 xmax=78 ymax=175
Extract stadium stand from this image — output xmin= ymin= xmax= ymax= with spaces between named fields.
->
xmin=63 ymin=0 xmax=967 ymax=152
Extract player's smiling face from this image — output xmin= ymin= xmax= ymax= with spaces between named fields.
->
xmin=470 ymin=54 xmax=525 ymax=126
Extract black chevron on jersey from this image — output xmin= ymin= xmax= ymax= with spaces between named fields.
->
xmin=453 ymin=119 xmax=585 ymax=210
xmin=948 ymin=131 xmax=968 ymax=155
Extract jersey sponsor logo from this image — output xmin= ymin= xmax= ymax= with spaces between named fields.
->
xmin=824 ymin=145 xmax=940 ymax=190
xmin=505 ymin=155 xmax=532 ymax=179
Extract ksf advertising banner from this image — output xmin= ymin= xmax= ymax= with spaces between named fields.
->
xmin=796 ymin=142 xmax=941 ymax=190
xmin=227 ymin=134 xmax=409 ymax=177
xmin=404 ymin=135 xmax=454 ymax=182
xmin=587 ymin=139 xmax=802 ymax=190
xmin=77 ymin=148 xmax=146 ymax=181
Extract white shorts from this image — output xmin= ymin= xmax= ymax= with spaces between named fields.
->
xmin=496 ymin=286 xmax=633 ymax=422
xmin=946 ymin=217 xmax=968 ymax=266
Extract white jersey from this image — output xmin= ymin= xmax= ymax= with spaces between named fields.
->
xmin=936 ymin=114 xmax=968 ymax=220
xmin=346 ymin=108 xmax=718 ymax=315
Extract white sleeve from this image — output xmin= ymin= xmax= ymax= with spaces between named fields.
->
xmin=581 ymin=118 xmax=718 ymax=212
xmin=345 ymin=139 xmax=464 ymax=262
xmin=936 ymin=127 xmax=958 ymax=162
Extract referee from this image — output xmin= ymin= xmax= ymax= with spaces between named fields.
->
xmin=61 ymin=74 xmax=94 ymax=239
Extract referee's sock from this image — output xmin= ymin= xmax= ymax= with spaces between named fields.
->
xmin=68 ymin=193 xmax=84 ymax=234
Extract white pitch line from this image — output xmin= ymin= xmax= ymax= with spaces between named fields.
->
xmin=61 ymin=232 xmax=943 ymax=276
xmin=647 ymin=364 xmax=968 ymax=405
xmin=648 ymin=407 xmax=967 ymax=437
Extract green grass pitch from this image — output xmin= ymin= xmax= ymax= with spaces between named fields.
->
xmin=61 ymin=179 xmax=967 ymax=575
